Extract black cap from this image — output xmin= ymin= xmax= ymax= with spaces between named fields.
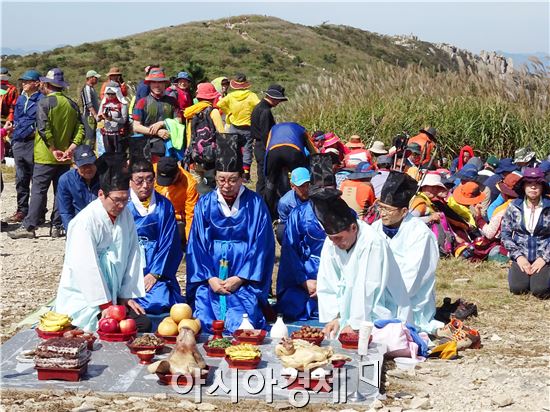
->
xmin=96 ymin=152 xmax=130 ymax=193
xmin=379 ymin=171 xmax=418 ymax=208
xmin=156 ymin=157 xmax=179 ymax=186
xmin=265 ymin=84 xmax=288 ymax=101
xmin=215 ymin=133 xmax=244 ymax=172
xmin=73 ymin=144 xmax=97 ymax=167
xmin=309 ymin=153 xmax=335 ymax=188
xmin=310 ymin=187 xmax=356 ymax=235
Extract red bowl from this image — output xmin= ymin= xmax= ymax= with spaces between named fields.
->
xmin=136 ymin=350 xmax=155 ymax=364
xmin=127 ymin=338 xmax=165 ymax=354
xmin=35 ymin=362 xmax=88 ymax=382
xmin=233 ymin=329 xmax=267 ymax=344
xmin=156 ymin=366 xmax=210 ymax=386
xmin=97 ymin=329 xmax=137 ymax=342
xmin=225 ymin=355 xmax=261 ymax=370
xmin=338 ymin=333 xmax=372 ymax=350
xmin=36 ymin=326 xmax=75 ymax=339
xmin=203 ymin=342 xmax=229 ymax=358
xmin=154 ymin=332 xmax=177 ymax=344
xmin=292 ymin=335 xmax=324 ymax=346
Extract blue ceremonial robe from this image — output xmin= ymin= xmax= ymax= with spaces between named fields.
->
xmin=276 ymin=201 xmax=326 ymax=321
xmin=186 ymin=187 xmax=275 ymax=333
xmin=128 ymin=191 xmax=184 ymax=314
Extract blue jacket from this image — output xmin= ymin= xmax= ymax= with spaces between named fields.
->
xmin=56 ymin=168 xmax=100 ymax=230
xmin=277 ymin=190 xmax=306 ymax=224
xmin=12 ymin=91 xmax=45 ymax=141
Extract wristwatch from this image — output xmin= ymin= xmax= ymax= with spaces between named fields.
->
xmin=152 ymin=274 xmax=162 ymax=280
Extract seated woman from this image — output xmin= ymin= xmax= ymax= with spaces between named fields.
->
xmin=501 ymin=168 xmax=550 ymax=298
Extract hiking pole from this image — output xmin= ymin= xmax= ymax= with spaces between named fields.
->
xmin=415 ymin=144 xmax=438 ymax=196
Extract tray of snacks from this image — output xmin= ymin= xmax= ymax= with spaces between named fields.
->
xmin=127 ymin=334 xmax=165 ymax=354
xmin=233 ymin=329 xmax=267 ymax=344
xmin=204 ymin=337 xmax=233 ymax=357
xmin=225 ymin=344 xmax=261 ymax=369
xmin=290 ymin=326 xmax=324 ymax=345
xmin=34 ymin=336 xmax=91 ymax=381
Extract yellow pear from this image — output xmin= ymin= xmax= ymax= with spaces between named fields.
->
xmin=178 ymin=318 xmax=201 ymax=335
xmin=169 ymin=303 xmax=193 ymax=323
xmin=157 ymin=318 xmax=178 ymax=336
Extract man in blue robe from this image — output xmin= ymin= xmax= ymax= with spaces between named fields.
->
xmin=276 ymin=154 xmax=335 ymax=321
xmin=127 ymin=158 xmax=184 ymax=315
xmin=186 ymin=133 xmax=275 ymax=333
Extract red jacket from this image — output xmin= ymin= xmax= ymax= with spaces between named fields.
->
xmin=1 ymin=81 xmax=19 ymax=121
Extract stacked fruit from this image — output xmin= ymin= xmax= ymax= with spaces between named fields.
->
xmin=98 ymin=305 xmax=136 ymax=334
xmin=157 ymin=304 xmax=201 ymax=336
xmin=39 ymin=311 xmax=73 ymax=332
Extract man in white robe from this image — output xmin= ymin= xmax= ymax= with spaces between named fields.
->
xmin=371 ymin=171 xmax=443 ymax=333
xmin=312 ymin=187 xmax=411 ymax=337
xmin=55 ymin=156 xmax=148 ymax=332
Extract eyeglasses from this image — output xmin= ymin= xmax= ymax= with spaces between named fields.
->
xmin=132 ymin=176 xmax=155 ymax=186
xmin=107 ymin=195 xmax=129 ymax=206
xmin=378 ymin=204 xmax=403 ymax=214
xmin=216 ymin=177 xmax=240 ymax=186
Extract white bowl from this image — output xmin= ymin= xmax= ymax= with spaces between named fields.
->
xmin=394 ymin=357 xmax=419 ymax=370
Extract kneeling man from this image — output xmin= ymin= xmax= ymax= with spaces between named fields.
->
xmin=372 ymin=171 xmax=442 ymax=333
xmin=313 ymin=187 xmax=411 ymax=337
xmin=54 ymin=156 xmax=150 ymax=332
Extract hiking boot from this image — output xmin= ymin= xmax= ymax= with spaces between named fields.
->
xmin=435 ymin=318 xmax=463 ymax=339
xmin=243 ymin=170 xmax=251 ymax=183
xmin=50 ymin=226 xmax=66 ymax=238
xmin=8 ymin=226 xmax=36 ymax=239
xmin=7 ymin=211 xmax=26 ymax=223
xmin=453 ymin=300 xmax=478 ymax=320
xmin=448 ymin=327 xmax=481 ymax=350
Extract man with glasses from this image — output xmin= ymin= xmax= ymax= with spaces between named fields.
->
xmin=54 ymin=157 xmax=150 ymax=332
xmin=312 ymin=186 xmax=411 ymax=338
xmin=127 ymin=158 xmax=184 ymax=314
xmin=372 ymin=171 xmax=442 ymax=333
xmin=186 ymin=134 xmax=275 ymax=333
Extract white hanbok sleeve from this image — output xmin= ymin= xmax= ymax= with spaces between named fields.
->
xmin=316 ymin=239 xmax=341 ymax=323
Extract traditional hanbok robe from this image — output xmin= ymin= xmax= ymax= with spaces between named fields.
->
xmin=186 ymin=186 xmax=275 ymax=333
xmin=317 ymin=220 xmax=411 ymax=334
xmin=276 ymin=201 xmax=325 ymax=320
xmin=54 ymin=199 xmax=145 ymax=331
xmin=372 ymin=214 xmax=442 ymax=333
xmin=127 ymin=190 xmax=184 ymax=314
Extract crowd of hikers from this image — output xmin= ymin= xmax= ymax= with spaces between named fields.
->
xmin=1 ymin=64 xmax=549 ymax=357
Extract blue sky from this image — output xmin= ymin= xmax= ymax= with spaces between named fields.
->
xmin=1 ymin=1 xmax=549 ymax=54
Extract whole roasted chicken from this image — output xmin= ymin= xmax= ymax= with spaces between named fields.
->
xmin=148 ymin=327 xmax=207 ymax=375
xmin=275 ymin=338 xmax=350 ymax=371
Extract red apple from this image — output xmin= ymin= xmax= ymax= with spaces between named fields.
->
xmin=107 ymin=305 xmax=127 ymax=322
xmin=98 ymin=318 xmax=119 ymax=333
xmin=119 ymin=318 xmax=137 ymax=333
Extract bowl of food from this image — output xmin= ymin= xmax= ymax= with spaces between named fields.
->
xmin=225 ymin=344 xmax=261 ymax=369
xmin=290 ymin=326 xmax=324 ymax=346
xmin=127 ymin=334 xmax=165 ymax=354
xmin=233 ymin=329 xmax=267 ymax=344
xmin=204 ymin=337 xmax=233 ymax=357
xmin=136 ymin=350 xmax=155 ymax=365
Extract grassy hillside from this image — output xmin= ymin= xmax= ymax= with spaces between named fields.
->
xmin=3 ymin=15 xmax=473 ymax=98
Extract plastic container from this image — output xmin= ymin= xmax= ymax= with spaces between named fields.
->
xmin=233 ymin=329 xmax=267 ymax=344
xmin=97 ymin=329 xmax=136 ymax=342
xmin=270 ymin=315 xmax=289 ymax=339
xmin=155 ymin=332 xmax=177 ymax=344
xmin=225 ymin=355 xmax=261 ymax=370
xmin=36 ymin=362 xmax=88 ymax=382
xmin=394 ymin=357 xmax=419 ymax=370
xmin=238 ymin=314 xmax=254 ymax=330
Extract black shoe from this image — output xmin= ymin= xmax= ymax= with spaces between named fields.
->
xmin=8 ymin=226 xmax=36 ymax=239
xmin=435 ymin=297 xmax=460 ymax=324
xmin=50 ymin=226 xmax=66 ymax=238
xmin=1 ymin=221 xmax=8 ymax=231
xmin=453 ymin=300 xmax=478 ymax=320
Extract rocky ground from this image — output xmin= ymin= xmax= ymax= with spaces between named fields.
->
xmin=1 ymin=170 xmax=549 ymax=411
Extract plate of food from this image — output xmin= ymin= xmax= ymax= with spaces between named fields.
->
xmin=290 ymin=326 xmax=324 ymax=346
xmin=338 ymin=331 xmax=372 ymax=350
xmin=225 ymin=344 xmax=261 ymax=369
xmin=232 ymin=329 xmax=267 ymax=344
xmin=204 ymin=337 xmax=233 ymax=357
xmin=127 ymin=334 xmax=165 ymax=354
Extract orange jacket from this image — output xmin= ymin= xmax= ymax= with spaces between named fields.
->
xmin=408 ymin=132 xmax=436 ymax=165
xmin=153 ymin=164 xmax=199 ymax=240
xmin=340 ymin=179 xmax=375 ymax=215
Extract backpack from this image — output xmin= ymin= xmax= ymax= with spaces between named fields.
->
xmin=188 ymin=106 xmax=218 ymax=168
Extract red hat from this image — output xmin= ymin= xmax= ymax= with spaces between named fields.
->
xmin=230 ymin=73 xmax=251 ymax=90
xmin=195 ymin=83 xmax=220 ymax=100
xmin=144 ymin=68 xmax=169 ymax=83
